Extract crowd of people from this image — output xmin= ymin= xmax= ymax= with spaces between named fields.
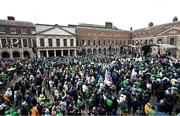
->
xmin=0 ymin=54 xmax=180 ymax=115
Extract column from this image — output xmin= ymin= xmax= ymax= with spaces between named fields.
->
xmin=37 ymin=51 xmax=40 ymax=58
xmin=0 ymin=39 xmax=2 ymax=48
xmin=68 ymin=50 xmax=70 ymax=56
xmin=54 ymin=50 xmax=56 ymax=57
xmin=61 ymin=50 xmax=63 ymax=56
xmin=46 ymin=50 xmax=49 ymax=57
xmin=21 ymin=50 xmax=24 ymax=59
xmin=10 ymin=50 xmax=13 ymax=59
xmin=74 ymin=49 xmax=77 ymax=56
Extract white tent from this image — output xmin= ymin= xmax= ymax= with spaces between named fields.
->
xmin=128 ymin=44 xmax=137 ymax=48
xmin=157 ymin=44 xmax=176 ymax=49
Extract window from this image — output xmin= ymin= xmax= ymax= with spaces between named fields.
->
xmin=10 ymin=27 xmax=16 ymax=34
xmin=82 ymin=40 xmax=85 ymax=46
xmin=48 ymin=39 xmax=53 ymax=47
xmin=107 ymin=40 xmax=110 ymax=45
xmin=98 ymin=40 xmax=101 ymax=46
xmin=93 ymin=40 xmax=96 ymax=46
xmin=135 ymin=40 xmax=139 ymax=45
xmin=40 ymin=38 xmax=44 ymax=47
xmin=0 ymin=27 xmax=5 ymax=33
xmin=12 ymin=39 xmax=19 ymax=47
xmin=56 ymin=39 xmax=60 ymax=46
xmin=23 ymin=39 xmax=28 ymax=47
xmin=170 ymin=38 xmax=174 ymax=45
xmin=104 ymin=40 xmax=106 ymax=46
xmin=1 ymin=38 xmax=7 ymax=48
xmin=132 ymin=40 xmax=134 ymax=45
xmin=21 ymin=28 xmax=27 ymax=34
xmin=88 ymin=40 xmax=91 ymax=46
xmin=63 ymin=39 xmax=67 ymax=46
xmin=76 ymin=40 xmax=79 ymax=46
xmin=70 ymin=39 xmax=74 ymax=46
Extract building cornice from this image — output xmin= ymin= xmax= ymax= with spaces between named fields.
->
xmin=36 ymin=34 xmax=75 ymax=37
xmin=0 ymin=35 xmax=35 ymax=38
xmin=37 ymin=47 xmax=77 ymax=49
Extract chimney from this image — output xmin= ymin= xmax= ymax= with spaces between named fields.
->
xmin=148 ymin=22 xmax=153 ymax=27
xmin=173 ymin=16 xmax=178 ymax=22
xmin=105 ymin=22 xmax=112 ymax=29
xmin=130 ymin=27 xmax=133 ymax=31
xmin=68 ymin=24 xmax=76 ymax=27
xmin=7 ymin=16 xmax=15 ymax=20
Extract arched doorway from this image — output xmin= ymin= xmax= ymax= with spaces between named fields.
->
xmin=93 ymin=49 xmax=97 ymax=55
xmin=82 ymin=49 xmax=86 ymax=55
xmin=87 ymin=49 xmax=92 ymax=55
xmin=2 ymin=52 xmax=10 ymax=58
xmin=104 ymin=48 xmax=106 ymax=55
xmin=23 ymin=51 xmax=30 ymax=58
xmin=13 ymin=51 xmax=20 ymax=58
xmin=98 ymin=48 xmax=102 ymax=54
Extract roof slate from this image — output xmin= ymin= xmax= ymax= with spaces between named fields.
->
xmin=0 ymin=19 xmax=35 ymax=27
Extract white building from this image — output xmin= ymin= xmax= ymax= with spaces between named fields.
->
xmin=35 ymin=24 xmax=77 ymax=58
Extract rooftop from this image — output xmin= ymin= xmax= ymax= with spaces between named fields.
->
xmin=0 ymin=19 xmax=35 ymax=27
xmin=133 ymin=21 xmax=180 ymax=32
xmin=77 ymin=23 xmax=129 ymax=32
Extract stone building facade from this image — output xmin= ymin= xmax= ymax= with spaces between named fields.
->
xmin=75 ymin=22 xmax=130 ymax=56
xmin=131 ymin=17 xmax=180 ymax=58
xmin=0 ymin=16 xmax=35 ymax=59
xmin=35 ymin=24 xmax=76 ymax=58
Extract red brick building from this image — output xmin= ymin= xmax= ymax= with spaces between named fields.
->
xmin=75 ymin=22 xmax=130 ymax=55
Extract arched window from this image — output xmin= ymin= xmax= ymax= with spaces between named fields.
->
xmin=23 ymin=51 xmax=30 ymax=58
xmin=13 ymin=51 xmax=20 ymax=58
xmin=2 ymin=52 xmax=10 ymax=58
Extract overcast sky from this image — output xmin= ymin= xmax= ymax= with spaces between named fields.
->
xmin=1 ymin=0 xmax=180 ymax=30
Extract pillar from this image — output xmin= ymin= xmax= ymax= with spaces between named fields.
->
xmin=37 ymin=51 xmax=40 ymax=58
xmin=61 ymin=50 xmax=63 ymax=56
xmin=10 ymin=49 xmax=13 ymax=59
xmin=21 ymin=50 xmax=24 ymax=59
xmin=68 ymin=50 xmax=70 ymax=56
xmin=46 ymin=50 xmax=49 ymax=57
xmin=54 ymin=50 xmax=56 ymax=57
xmin=74 ymin=50 xmax=77 ymax=56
